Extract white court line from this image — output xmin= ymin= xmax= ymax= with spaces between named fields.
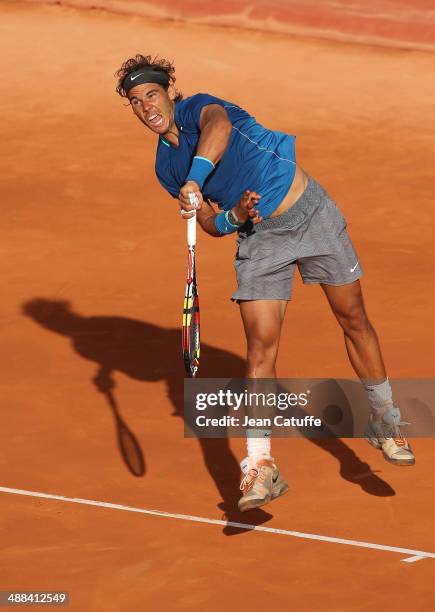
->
xmin=401 ymin=555 xmax=430 ymax=564
xmin=1 ymin=486 xmax=434 ymax=563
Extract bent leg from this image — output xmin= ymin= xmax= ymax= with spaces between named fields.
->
xmin=321 ymin=280 xmax=386 ymax=382
xmin=239 ymin=299 xmax=287 ymax=378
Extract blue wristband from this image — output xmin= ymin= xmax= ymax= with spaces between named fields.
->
xmin=214 ymin=211 xmax=239 ymax=235
xmin=185 ymin=156 xmax=215 ymax=189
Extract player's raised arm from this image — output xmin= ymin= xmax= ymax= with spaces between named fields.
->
xmin=197 ymin=104 xmax=232 ymax=164
xmin=178 ymin=104 xmax=232 ymax=212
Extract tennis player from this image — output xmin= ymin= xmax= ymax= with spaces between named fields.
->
xmin=115 ymin=55 xmax=415 ymax=512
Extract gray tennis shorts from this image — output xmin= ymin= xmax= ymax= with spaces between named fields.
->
xmin=232 ymin=175 xmax=363 ymax=301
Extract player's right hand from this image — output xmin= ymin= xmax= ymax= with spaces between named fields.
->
xmin=178 ymin=181 xmax=203 ymax=219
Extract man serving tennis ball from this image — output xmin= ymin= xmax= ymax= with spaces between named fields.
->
xmin=115 ymin=54 xmax=415 ymax=512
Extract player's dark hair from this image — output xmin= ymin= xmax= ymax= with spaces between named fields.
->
xmin=115 ymin=54 xmax=183 ymax=101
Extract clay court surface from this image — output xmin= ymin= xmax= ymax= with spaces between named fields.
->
xmin=1 ymin=1 xmax=435 ymax=609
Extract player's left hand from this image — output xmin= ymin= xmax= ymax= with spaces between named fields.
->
xmin=179 ymin=181 xmax=203 ymax=219
xmin=233 ymin=190 xmax=263 ymax=224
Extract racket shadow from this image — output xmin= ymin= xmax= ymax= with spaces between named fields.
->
xmin=21 ymin=297 xmax=395 ymax=535
xmin=93 ymin=366 xmax=145 ymax=478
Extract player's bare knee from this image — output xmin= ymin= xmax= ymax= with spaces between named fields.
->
xmin=337 ymin=305 xmax=370 ymax=336
xmin=247 ymin=336 xmax=278 ymax=367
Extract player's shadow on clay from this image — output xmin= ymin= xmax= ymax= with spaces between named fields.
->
xmin=22 ymin=298 xmax=395 ymax=534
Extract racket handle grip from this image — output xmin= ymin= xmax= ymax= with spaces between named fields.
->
xmin=187 ymin=193 xmax=198 ymax=246
xmin=187 ymin=213 xmax=196 ymax=246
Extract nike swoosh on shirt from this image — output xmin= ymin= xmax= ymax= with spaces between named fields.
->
xmin=350 ymin=261 xmax=359 ymax=272
xmin=272 ymin=473 xmax=279 ymax=483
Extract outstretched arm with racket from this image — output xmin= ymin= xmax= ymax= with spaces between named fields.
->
xmin=178 ymin=104 xmax=229 ymax=377
xmin=178 ymin=105 xmax=261 ymax=376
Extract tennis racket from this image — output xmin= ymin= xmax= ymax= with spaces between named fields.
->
xmin=182 ymin=194 xmax=200 ymax=377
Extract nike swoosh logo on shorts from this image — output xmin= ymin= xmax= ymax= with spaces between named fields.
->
xmin=350 ymin=261 xmax=359 ymax=273
xmin=272 ymin=473 xmax=279 ymax=483
xmin=130 ymin=73 xmax=144 ymax=81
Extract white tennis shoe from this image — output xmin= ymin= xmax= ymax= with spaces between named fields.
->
xmin=238 ymin=457 xmax=288 ymax=512
xmin=365 ymin=406 xmax=415 ymax=466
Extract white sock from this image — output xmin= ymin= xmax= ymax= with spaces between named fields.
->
xmin=246 ymin=428 xmax=272 ymax=466
xmin=363 ymin=378 xmax=393 ymax=413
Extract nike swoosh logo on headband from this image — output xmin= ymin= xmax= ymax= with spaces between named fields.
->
xmin=131 ymin=73 xmax=145 ymax=81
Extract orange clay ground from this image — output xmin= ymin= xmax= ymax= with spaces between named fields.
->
xmin=1 ymin=1 xmax=435 ymax=610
